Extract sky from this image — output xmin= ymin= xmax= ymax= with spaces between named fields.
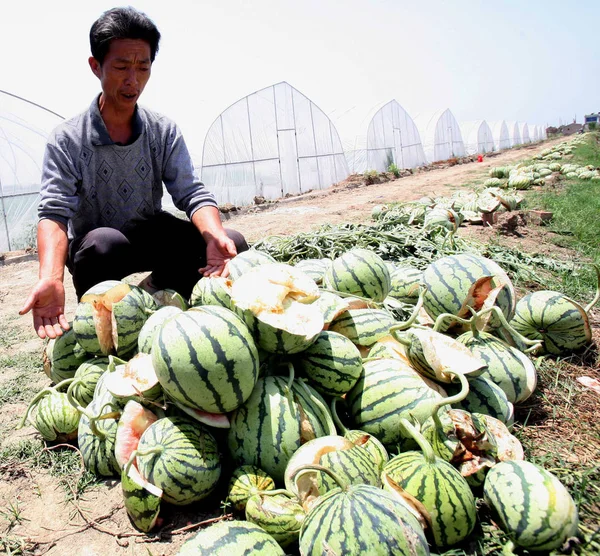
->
xmin=2 ymin=0 xmax=599 ymax=163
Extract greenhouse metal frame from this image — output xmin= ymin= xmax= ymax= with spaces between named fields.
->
xmin=459 ymin=120 xmax=495 ymax=155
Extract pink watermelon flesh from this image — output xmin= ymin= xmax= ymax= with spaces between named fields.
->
xmin=115 ymin=401 xmax=158 ymax=469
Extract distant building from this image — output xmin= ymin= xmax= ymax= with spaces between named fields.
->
xmin=584 ymin=113 xmax=600 ymax=130
xmin=559 ymin=123 xmax=584 ymax=135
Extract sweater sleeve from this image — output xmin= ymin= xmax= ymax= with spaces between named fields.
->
xmin=37 ymin=132 xmax=80 ymax=226
xmin=162 ymin=124 xmax=217 ymax=219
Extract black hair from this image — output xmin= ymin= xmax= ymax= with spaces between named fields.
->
xmin=90 ymin=6 xmax=161 ymax=65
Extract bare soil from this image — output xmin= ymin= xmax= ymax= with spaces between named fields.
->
xmin=0 ymin=136 xmax=593 ymax=555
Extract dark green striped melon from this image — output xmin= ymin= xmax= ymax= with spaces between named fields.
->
xmin=152 ymin=306 xmax=259 ymax=414
xmin=227 ymin=376 xmax=335 ymax=483
xmin=246 ymin=492 xmax=306 ymax=548
xmin=347 ymin=358 xmax=447 ymax=448
xmin=137 ymin=306 xmax=182 ymax=354
xmin=329 ymin=308 xmax=396 ymax=347
xmin=136 ymin=416 xmax=221 ymax=505
xmin=121 ymin=456 xmax=162 ymax=532
xmin=311 ymin=291 xmax=348 ymax=328
xmin=227 ymin=249 xmax=277 ymax=281
xmin=77 ymin=391 xmax=120 ymax=477
xmin=227 ymin=465 xmax=276 ymax=513
xmin=382 ymin=419 xmax=477 ymax=547
xmin=294 ymin=258 xmax=331 ymax=284
xmin=22 ymin=384 xmax=80 ymax=442
xmin=451 ymin=375 xmax=514 ymax=426
xmin=457 ymin=329 xmax=537 ymax=403
xmin=324 ymin=248 xmax=391 ymax=302
xmin=484 ymin=460 xmax=579 ymax=552
xmin=43 ymin=327 xmax=88 ymax=383
xmin=421 ymin=253 xmax=516 ymax=329
xmin=387 ymin=265 xmax=423 ymax=305
xmin=69 ymin=357 xmax=110 ymax=407
xmin=299 ymin=482 xmax=429 ymax=555
xmin=177 ymin=520 xmax=285 ymax=555
xmin=284 ymin=435 xmax=381 ymax=508
xmin=73 ymin=281 xmax=149 ymax=357
xmin=509 ymin=290 xmax=593 ymax=355
xmin=296 ymin=330 xmax=363 ymax=396
xmin=189 ymin=276 xmax=232 ymax=308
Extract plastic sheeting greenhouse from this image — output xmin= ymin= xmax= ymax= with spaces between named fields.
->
xmin=338 ymin=100 xmax=426 ymax=174
xmin=201 ymin=82 xmax=348 ymax=207
xmin=459 ymin=120 xmax=495 ymax=155
xmin=489 ymin=121 xmax=511 ymax=151
xmin=414 ymin=109 xmax=465 ymax=163
xmin=506 ymin=121 xmax=522 ymax=147
xmin=519 ymin=122 xmax=531 ymax=144
xmin=0 ymin=91 xmax=62 ymax=252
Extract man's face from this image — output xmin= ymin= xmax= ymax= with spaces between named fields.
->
xmin=89 ymin=38 xmax=152 ymax=111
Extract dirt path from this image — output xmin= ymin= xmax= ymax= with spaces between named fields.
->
xmin=0 ymin=136 xmax=571 ymax=555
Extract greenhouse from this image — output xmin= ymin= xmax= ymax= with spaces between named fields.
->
xmin=0 ymin=90 xmax=63 ymax=252
xmin=413 ymin=109 xmax=465 ymax=163
xmin=200 ymin=81 xmax=348 ymax=207
xmin=459 ymin=120 xmax=495 ymax=155
xmin=506 ymin=121 xmax=522 ymax=147
xmin=338 ymin=100 xmax=426 ymax=174
xmin=489 ymin=121 xmax=511 ymax=151
xmin=519 ymin=122 xmax=531 ymax=144
xmin=530 ymin=125 xmax=539 ymax=142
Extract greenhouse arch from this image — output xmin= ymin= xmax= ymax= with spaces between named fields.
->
xmin=200 ymin=81 xmax=348 ymax=207
xmin=519 ymin=122 xmax=531 ymax=144
xmin=459 ymin=120 xmax=495 ymax=155
xmin=489 ymin=121 xmax=511 ymax=151
xmin=506 ymin=121 xmax=522 ymax=147
xmin=0 ymin=90 xmax=63 ymax=252
xmin=414 ymin=109 xmax=465 ymax=163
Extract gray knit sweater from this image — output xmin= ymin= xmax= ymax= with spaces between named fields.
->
xmin=38 ymin=95 xmax=217 ymax=240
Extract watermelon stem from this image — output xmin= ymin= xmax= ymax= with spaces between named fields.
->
xmin=388 ymin=287 xmax=425 ymax=332
xmin=18 ymin=378 xmax=76 ymax=430
xmin=584 ymin=264 xmax=600 ymax=313
xmin=329 ymin=398 xmax=349 ymax=435
xmin=431 ymin=371 xmax=470 ymax=433
xmin=318 ymin=288 xmax=382 ymax=308
xmin=290 ymin=464 xmax=349 ymax=491
xmin=485 ymin=306 xmax=543 ymax=353
xmin=297 ymin=379 xmax=337 ymax=436
xmin=399 ymin=417 xmax=436 ymax=464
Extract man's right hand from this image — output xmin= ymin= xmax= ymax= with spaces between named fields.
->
xmin=19 ymin=278 xmax=70 ymax=340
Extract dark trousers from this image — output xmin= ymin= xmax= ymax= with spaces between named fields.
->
xmin=67 ymin=212 xmax=248 ymax=299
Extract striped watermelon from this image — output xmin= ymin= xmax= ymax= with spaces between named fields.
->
xmin=299 ymin=481 xmax=429 ymax=555
xmin=121 ymin=457 xmax=162 ymax=532
xmin=77 ymin=391 xmax=121 ymax=477
xmin=451 ymin=375 xmax=515 ymax=426
xmin=382 ymin=418 xmax=477 ymax=547
xmin=484 ymin=460 xmax=579 ymax=552
xmin=151 ymin=288 xmax=188 ymax=310
xmin=73 ymin=281 xmax=149 ymax=357
xmin=387 ymin=265 xmax=423 ymax=305
xmin=22 ymin=384 xmax=80 ymax=442
xmin=177 ymin=520 xmax=285 ymax=555
xmin=152 ymin=306 xmax=259 ymax=414
xmin=509 ymin=290 xmax=595 ymax=355
xmin=137 ymin=306 xmax=182 ymax=354
xmin=310 ymin=290 xmax=348 ymax=328
xmin=227 ymin=376 xmax=335 ymax=483
xmin=227 ymin=249 xmax=277 ymax=281
xmin=284 ymin=435 xmax=381 ymax=509
xmin=457 ymin=329 xmax=537 ymax=403
xmin=136 ymin=416 xmax=221 ymax=505
xmin=105 ymin=353 xmax=162 ymax=403
xmin=296 ymin=330 xmax=363 ymax=396
xmin=294 ymin=258 xmax=331 ymax=284
xmin=324 ymin=248 xmax=391 ymax=302
xmin=189 ymin=276 xmax=232 ymax=308
xmin=346 ymin=358 xmax=447 ymax=448
xmin=421 ymin=253 xmax=516 ymax=330
xmin=43 ymin=327 xmax=88 ymax=383
xmin=329 ymin=308 xmax=397 ymax=347
xmin=245 ymin=492 xmax=306 ymax=548
xmin=69 ymin=357 xmax=110 ymax=407
xmin=114 ymin=400 xmax=158 ymax=469
xmin=227 ymin=465 xmax=276 ymax=513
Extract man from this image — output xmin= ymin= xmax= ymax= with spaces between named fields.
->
xmin=20 ymin=7 xmax=247 ymax=340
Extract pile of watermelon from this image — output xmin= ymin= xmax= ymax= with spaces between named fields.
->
xmin=26 ymin=232 xmax=595 ymax=554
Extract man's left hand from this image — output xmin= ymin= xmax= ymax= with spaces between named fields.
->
xmin=199 ymin=234 xmax=237 ymax=278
